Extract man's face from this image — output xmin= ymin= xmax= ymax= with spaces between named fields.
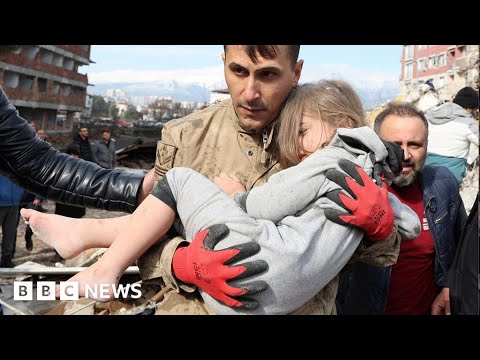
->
xmin=379 ymin=115 xmax=428 ymax=187
xmin=37 ymin=130 xmax=46 ymax=140
xmin=223 ymin=45 xmax=303 ymax=132
xmin=102 ymin=131 xmax=111 ymax=142
xmin=79 ymin=128 xmax=88 ymax=139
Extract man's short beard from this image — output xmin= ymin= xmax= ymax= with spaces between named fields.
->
xmin=393 ymin=172 xmax=417 ymax=187
xmin=393 ymin=157 xmax=426 ymax=187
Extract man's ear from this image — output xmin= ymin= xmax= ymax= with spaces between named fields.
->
xmin=294 ymin=59 xmax=304 ymax=84
xmin=221 ymin=52 xmax=226 ymax=64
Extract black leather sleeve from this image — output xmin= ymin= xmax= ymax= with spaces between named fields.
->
xmin=0 ymin=85 xmax=143 ymax=213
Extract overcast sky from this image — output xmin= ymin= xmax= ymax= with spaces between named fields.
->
xmin=86 ymin=45 xmax=403 ymax=90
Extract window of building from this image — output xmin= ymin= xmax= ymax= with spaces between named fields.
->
xmin=3 ymin=71 xmax=19 ymax=88
xmin=56 ymin=112 xmax=67 ymax=129
xmin=418 ymin=58 xmax=427 ymax=71
xmin=437 ymin=53 xmax=446 ymax=67
xmin=429 ymin=56 xmax=437 ymax=68
xmin=62 ymin=57 xmax=74 ymax=71
xmin=18 ymin=74 xmax=34 ymax=90
xmin=61 ymin=84 xmax=71 ymax=96
xmin=21 ymin=46 xmax=39 ymax=61
xmin=405 ymin=45 xmax=414 ymax=60
xmin=52 ymin=54 xmax=63 ymax=67
xmin=40 ymin=49 xmax=53 ymax=65
xmin=37 ymin=78 xmax=47 ymax=92
xmin=404 ymin=63 xmax=413 ymax=80
xmin=52 ymin=81 xmax=61 ymax=95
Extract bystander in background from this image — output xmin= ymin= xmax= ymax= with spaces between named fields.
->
xmin=73 ymin=127 xmax=95 ymax=162
xmin=425 ymin=86 xmax=479 ymax=184
xmin=0 ymin=175 xmax=24 ymax=267
xmin=92 ymin=128 xmax=116 ymax=169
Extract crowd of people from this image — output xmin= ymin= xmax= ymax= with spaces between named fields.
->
xmin=0 ymin=45 xmax=478 ymax=315
xmin=0 ymin=122 xmax=115 ymax=266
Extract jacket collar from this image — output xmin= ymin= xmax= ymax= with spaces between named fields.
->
xmin=228 ymin=100 xmax=277 ymax=165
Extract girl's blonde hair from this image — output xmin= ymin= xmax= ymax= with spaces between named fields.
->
xmin=275 ymin=80 xmax=367 ymax=167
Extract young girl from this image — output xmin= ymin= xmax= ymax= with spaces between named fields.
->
xmin=21 ymin=80 xmax=420 ymax=315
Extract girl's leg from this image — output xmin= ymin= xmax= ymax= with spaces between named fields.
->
xmin=62 ymin=194 xmax=176 ymax=300
xmin=63 ymin=166 xmax=233 ymax=301
xmin=41 ymin=166 xmax=241 ymax=301
xmin=20 ymin=208 xmax=131 ymax=259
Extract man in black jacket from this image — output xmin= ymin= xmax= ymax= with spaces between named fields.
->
xmin=73 ymin=127 xmax=95 ymax=163
xmin=448 ymin=192 xmax=479 ymax=315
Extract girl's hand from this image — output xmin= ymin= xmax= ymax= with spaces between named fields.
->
xmin=213 ymin=173 xmax=246 ymax=198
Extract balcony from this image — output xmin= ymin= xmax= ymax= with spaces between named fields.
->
xmin=456 ymin=55 xmax=473 ymax=72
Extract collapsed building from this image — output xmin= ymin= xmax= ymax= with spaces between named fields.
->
xmin=400 ymin=45 xmax=478 ymax=105
xmin=0 ymin=45 xmax=93 ymax=139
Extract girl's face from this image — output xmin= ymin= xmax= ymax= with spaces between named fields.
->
xmin=297 ymin=114 xmax=332 ymax=162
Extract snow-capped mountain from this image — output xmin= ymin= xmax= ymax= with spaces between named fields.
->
xmin=91 ymin=80 xmax=399 ymax=109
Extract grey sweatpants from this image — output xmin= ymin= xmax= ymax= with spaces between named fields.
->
xmin=151 ymin=167 xmax=266 ymax=314
xmin=151 ymin=167 xmax=262 ymax=254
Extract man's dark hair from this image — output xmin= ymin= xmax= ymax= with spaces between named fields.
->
xmin=224 ymin=45 xmax=300 ymax=69
xmin=374 ymin=102 xmax=429 ymax=136
xmin=66 ymin=143 xmax=81 ymax=156
xmin=101 ymin=128 xmax=111 ymax=134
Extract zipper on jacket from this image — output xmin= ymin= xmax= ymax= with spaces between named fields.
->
xmin=424 ymin=194 xmax=447 ymax=275
xmin=434 ymin=203 xmax=456 ymax=224
xmin=260 ymin=128 xmax=269 ymax=164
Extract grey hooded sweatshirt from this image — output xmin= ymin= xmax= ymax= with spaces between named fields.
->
xmin=158 ymin=126 xmax=420 ymax=314
xmin=426 ymin=102 xmax=479 ymax=160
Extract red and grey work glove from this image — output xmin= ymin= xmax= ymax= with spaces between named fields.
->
xmin=172 ymin=224 xmax=268 ymax=310
xmin=324 ymin=158 xmax=395 ymax=242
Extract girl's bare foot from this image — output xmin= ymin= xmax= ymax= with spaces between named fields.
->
xmin=20 ymin=208 xmax=86 ymax=259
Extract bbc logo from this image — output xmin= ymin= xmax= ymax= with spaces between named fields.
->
xmin=14 ymin=281 xmax=79 ymax=301
xmin=14 ymin=281 xmax=142 ymax=301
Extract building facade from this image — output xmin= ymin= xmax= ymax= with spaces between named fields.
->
xmin=400 ymin=45 xmax=479 ymax=101
xmin=0 ymin=45 xmax=92 ymax=133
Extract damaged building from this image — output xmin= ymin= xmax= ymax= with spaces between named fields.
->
xmin=0 ymin=45 xmax=93 ymax=137
xmin=400 ymin=45 xmax=479 ymax=102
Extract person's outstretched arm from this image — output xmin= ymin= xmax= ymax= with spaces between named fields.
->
xmin=0 ymin=85 xmax=147 ymax=213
